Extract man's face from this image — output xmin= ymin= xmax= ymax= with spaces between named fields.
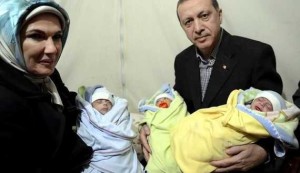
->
xmin=178 ymin=0 xmax=222 ymax=57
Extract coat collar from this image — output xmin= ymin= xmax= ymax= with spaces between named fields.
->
xmin=202 ymin=30 xmax=239 ymax=107
xmin=184 ymin=30 xmax=239 ymax=109
xmin=0 ymin=58 xmax=52 ymax=101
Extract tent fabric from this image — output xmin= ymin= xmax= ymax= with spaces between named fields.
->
xmin=55 ymin=0 xmax=300 ymax=113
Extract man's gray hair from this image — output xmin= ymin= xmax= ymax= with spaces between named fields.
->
xmin=177 ymin=0 xmax=219 ymax=9
xmin=176 ymin=0 xmax=219 ymax=21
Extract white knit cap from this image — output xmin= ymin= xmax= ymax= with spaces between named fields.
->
xmin=254 ymin=90 xmax=286 ymax=111
xmin=154 ymin=93 xmax=174 ymax=104
xmin=91 ymin=87 xmax=114 ymax=105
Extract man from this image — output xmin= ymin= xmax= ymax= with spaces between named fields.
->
xmin=140 ymin=0 xmax=283 ymax=172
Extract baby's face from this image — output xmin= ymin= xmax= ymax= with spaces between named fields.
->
xmin=92 ymin=99 xmax=113 ymax=115
xmin=156 ymin=97 xmax=172 ymax=108
xmin=250 ymin=97 xmax=273 ymax=112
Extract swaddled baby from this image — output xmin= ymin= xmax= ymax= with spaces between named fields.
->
xmin=171 ymin=88 xmax=300 ymax=173
xmin=76 ymin=85 xmax=144 ymax=173
xmin=138 ymin=84 xmax=189 ymax=173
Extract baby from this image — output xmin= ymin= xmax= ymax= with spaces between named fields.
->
xmin=138 ymin=84 xmax=189 ymax=173
xmin=154 ymin=93 xmax=174 ymax=108
xmin=171 ymin=89 xmax=300 ymax=173
xmin=91 ymin=87 xmax=114 ymax=115
xmin=250 ymin=90 xmax=287 ymax=112
xmin=76 ymin=85 xmax=144 ymax=173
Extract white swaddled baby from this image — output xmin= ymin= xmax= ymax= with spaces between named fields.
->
xmin=76 ymin=85 xmax=144 ymax=173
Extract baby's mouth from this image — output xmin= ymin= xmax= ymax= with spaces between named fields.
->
xmin=159 ymin=102 xmax=169 ymax=108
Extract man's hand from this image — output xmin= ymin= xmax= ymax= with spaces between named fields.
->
xmin=211 ymin=144 xmax=267 ymax=172
xmin=139 ymin=124 xmax=151 ymax=161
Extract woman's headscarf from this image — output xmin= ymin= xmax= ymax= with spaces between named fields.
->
xmin=0 ymin=0 xmax=70 ymax=72
xmin=0 ymin=0 xmax=70 ymax=107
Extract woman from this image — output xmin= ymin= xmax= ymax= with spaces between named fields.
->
xmin=0 ymin=0 xmax=92 ymax=172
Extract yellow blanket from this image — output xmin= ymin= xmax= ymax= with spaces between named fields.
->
xmin=170 ymin=89 xmax=299 ymax=173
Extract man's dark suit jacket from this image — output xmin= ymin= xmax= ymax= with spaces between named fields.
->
xmin=173 ymin=29 xmax=283 ymax=173
xmin=174 ymin=29 xmax=283 ymax=113
xmin=293 ymin=81 xmax=300 ymax=108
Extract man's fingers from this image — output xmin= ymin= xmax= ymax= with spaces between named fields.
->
xmin=142 ymin=146 xmax=150 ymax=161
xmin=225 ymin=145 xmax=243 ymax=156
xmin=139 ymin=123 xmax=152 ymax=163
xmin=143 ymin=124 xmax=150 ymax=135
xmin=139 ymin=125 xmax=151 ymax=153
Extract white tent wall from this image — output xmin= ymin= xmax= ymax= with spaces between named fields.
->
xmin=55 ymin=0 xmax=300 ymax=113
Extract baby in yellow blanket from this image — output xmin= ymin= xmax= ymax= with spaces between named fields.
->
xmin=171 ymin=88 xmax=300 ymax=173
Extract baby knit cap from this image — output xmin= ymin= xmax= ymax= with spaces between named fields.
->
xmin=154 ymin=93 xmax=174 ymax=105
xmin=254 ymin=90 xmax=286 ymax=111
xmin=91 ymin=87 xmax=114 ymax=105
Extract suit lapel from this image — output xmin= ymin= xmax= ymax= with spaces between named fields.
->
xmin=202 ymin=31 xmax=238 ymax=107
xmin=185 ymin=48 xmax=202 ymax=109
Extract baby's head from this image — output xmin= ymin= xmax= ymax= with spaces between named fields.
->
xmin=91 ymin=87 xmax=114 ymax=115
xmin=154 ymin=93 xmax=174 ymax=108
xmin=251 ymin=90 xmax=286 ymax=112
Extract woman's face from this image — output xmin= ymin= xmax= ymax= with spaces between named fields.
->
xmin=20 ymin=13 xmax=63 ymax=77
